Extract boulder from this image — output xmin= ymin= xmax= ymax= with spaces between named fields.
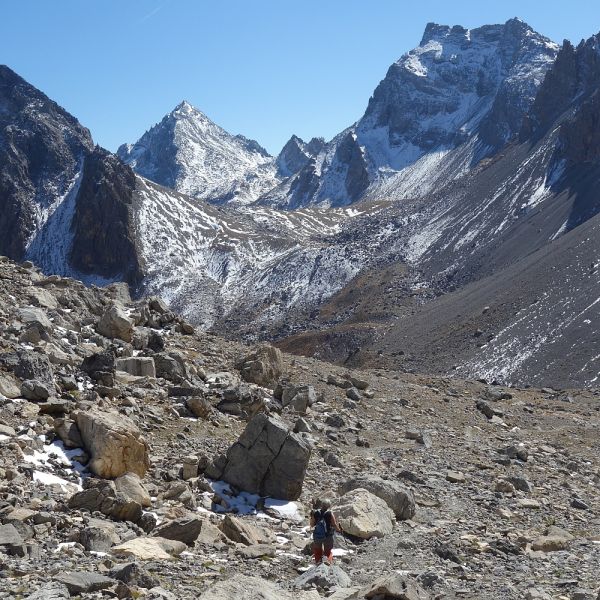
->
xmin=20 ymin=379 xmax=52 ymax=401
xmin=115 ymin=472 xmax=152 ymax=507
xmin=357 ymin=573 xmax=431 ymax=599
xmin=54 ymin=571 xmax=115 ymax=595
xmin=75 ymin=410 xmax=150 ymax=478
xmin=97 ymin=303 xmax=134 ymax=342
xmin=338 ymin=476 xmax=416 ymax=520
xmin=154 ymin=352 xmax=187 ymax=382
xmin=219 ymin=515 xmax=275 ymax=546
xmin=17 ymin=306 xmax=53 ymax=329
xmin=111 ymin=562 xmax=159 ymax=589
xmin=335 ymin=489 xmax=395 ymax=539
xmin=81 ymin=348 xmax=116 ymax=381
xmin=187 ymin=396 xmax=213 ymax=419
xmin=13 ymin=350 xmax=54 ymax=384
xmin=294 ymin=563 xmax=352 ymax=591
xmin=238 ymin=345 xmax=283 ymax=387
xmin=206 ymin=413 xmax=311 ymax=500
xmin=200 ymin=574 xmax=321 ymax=600
xmin=0 ymin=372 xmax=21 ymax=399
xmin=281 ymin=384 xmax=316 ymax=414
xmin=153 ymin=515 xmax=205 ymax=546
xmin=112 ymin=537 xmax=186 ymax=560
xmin=68 ymin=479 xmax=143 ymax=522
xmin=79 ymin=519 xmax=121 ymax=552
xmin=115 ymin=357 xmax=156 ymax=378
xmin=25 ymin=582 xmax=70 ymax=600
xmin=28 ymin=287 xmax=59 ymax=309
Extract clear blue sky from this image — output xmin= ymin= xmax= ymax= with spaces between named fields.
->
xmin=2 ymin=1 xmax=600 ymax=155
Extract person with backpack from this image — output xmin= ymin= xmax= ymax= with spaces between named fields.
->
xmin=310 ymin=497 xmax=341 ymax=564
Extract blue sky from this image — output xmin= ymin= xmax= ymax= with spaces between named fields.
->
xmin=2 ymin=1 xmax=600 ymax=155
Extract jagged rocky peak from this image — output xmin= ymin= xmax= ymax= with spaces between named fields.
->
xmin=118 ymin=100 xmax=277 ymax=204
xmin=526 ymin=30 xmax=600 ymax=137
xmin=273 ymin=18 xmax=559 ymax=209
xmin=361 ymin=17 xmax=558 ymax=155
xmin=276 ymin=134 xmax=325 ymax=177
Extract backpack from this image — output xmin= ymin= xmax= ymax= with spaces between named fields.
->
xmin=313 ymin=509 xmax=331 ymax=541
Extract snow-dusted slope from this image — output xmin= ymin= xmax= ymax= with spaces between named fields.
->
xmin=263 ymin=18 xmax=558 ymax=208
xmin=132 ymin=176 xmax=391 ymax=329
xmin=118 ymin=101 xmax=280 ymax=204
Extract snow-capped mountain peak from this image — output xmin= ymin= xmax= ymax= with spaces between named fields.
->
xmin=118 ymin=100 xmax=278 ymax=204
xmin=262 ymin=18 xmax=559 ymax=208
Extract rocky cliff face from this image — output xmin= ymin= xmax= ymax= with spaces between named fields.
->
xmin=526 ymin=33 xmax=600 ymax=137
xmin=69 ymin=149 xmax=143 ymax=285
xmin=118 ymin=101 xmax=279 ymax=204
xmin=0 ymin=65 xmax=94 ymax=259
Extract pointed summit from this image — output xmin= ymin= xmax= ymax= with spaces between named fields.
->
xmin=118 ymin=103 xmax=277 ymax=203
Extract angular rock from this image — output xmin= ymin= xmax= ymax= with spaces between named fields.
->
xmin=335 ymin=488 xmax=395 ymax=539
xmin=68 ymin=479 xmax=143 ymax=522
xmin=294 ymin=563 xmax=352 ymax=591
xmin=97 ymin=303 xmax=134 ymax=342
xmin=154 ymin=352 xmax=188 ymax=382
xmin=115 ymin=472 xmax=151 ymax=507
xmin=238 ymin=345 xmax=283 ymax=387
xmin=0 ymin=523 xmax=24 ymax=546
xmin=81 ymin=348 xmax=116 ymax=381
xmin=54 ymin=571 xmax=115 ymax=595
xmin=112 ymin=536 xmax=186 ymax=560
xmin=338 ymin=476 xmax=416 ymax=520
xmin=200 ymin=574 xmax=321 ymax=600
xmin=20 ymin=379 xmax=52 ymax=401
xmin=111 ymin=562 xmax=159 ymax=589
xmin=115 ymin=356 xmax=156 ymax=378
xmin=75 ymin=410 xmax=150 ymax=478
xmin=0 ymin=372 xmax=21 ymax=398
xmin=359 ymin=573 xmax=430 ymax=599
xmin=206 ymin=413 xmax=311 ymax=500
xmin=219 ymin=514 xmax=275 ymax=546
xmin=153 ymin=515 xmax=205 ymax=546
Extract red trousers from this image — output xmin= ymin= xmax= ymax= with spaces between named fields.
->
xmin=312 ymin=536 xmax=334 ymax=563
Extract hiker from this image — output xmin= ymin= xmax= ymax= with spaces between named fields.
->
xmin=310 ymin=498 xmax=341 ymax=564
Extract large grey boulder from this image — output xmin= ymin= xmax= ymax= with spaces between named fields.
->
xmin=294 ymin=563 xmax=352 ymax=591
xmin=75 ymin=410 xmax=150 ymax=478
xmin=206 ymin=413 xmax=311 ymax=500
xmin=238 ymin=345 xmax=283 ymax=387
xmin=97 ymin=303 xmax=134 ymax=342
xmin=153 ymin=515 xmax=205 ymax=546
xmin=54 ymin=571 xmax=115 ymax=595
xmin=200 ymin=574 xmax=321 ymax=600
xmin=68 ymin=479 xmax=143 ymax=522
xmin=335 ymin=489 xmax=395 ymax=540
xmin=353 ymin=572 xmax=431 ymax=599
xmin=154 ymin=352 xmax=187 ymax=382
xmin=338 ymin=476 xmax=416 ymax=520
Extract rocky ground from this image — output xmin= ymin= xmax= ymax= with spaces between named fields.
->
xmin=0 ymin=256 xmax=599 ymax=600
